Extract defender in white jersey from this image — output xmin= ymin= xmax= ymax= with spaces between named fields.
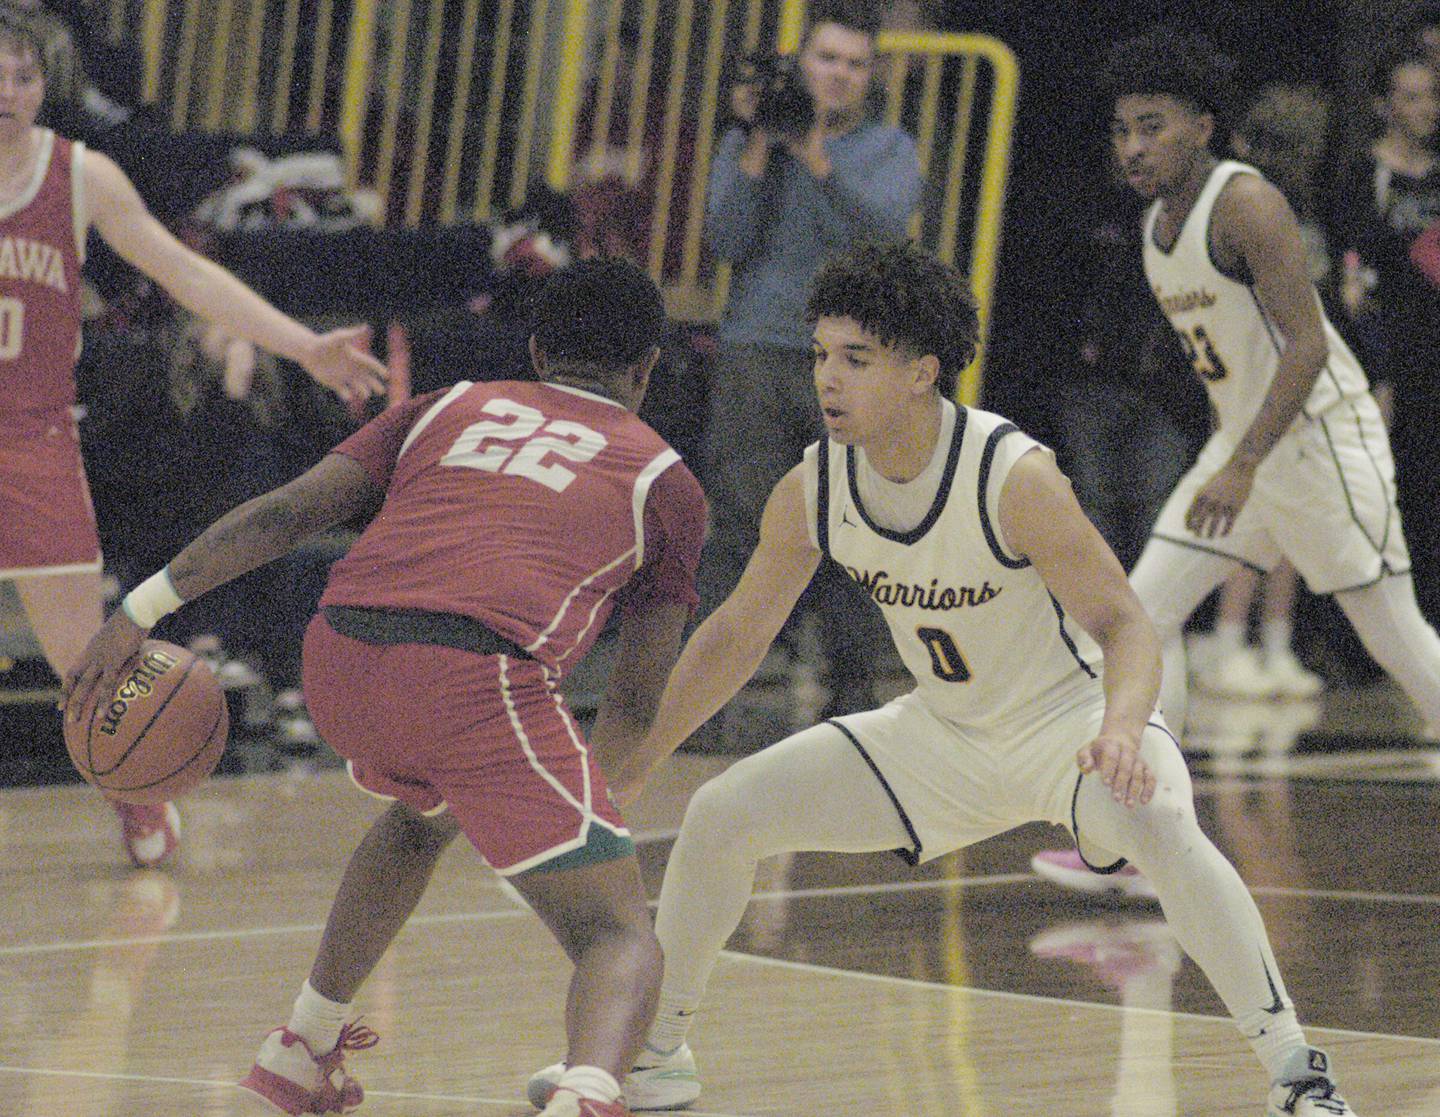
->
xmin=1107 ymin=33 xmax=1440 ymax=749
xmin=526 ymin=241 xmax=1362 ymax=1117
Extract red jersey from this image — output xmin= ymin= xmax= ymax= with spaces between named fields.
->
xmin=321 ymin=380 xmax=707 ymax=678
xmin=0 ymin=131 xmax=85 ymax=414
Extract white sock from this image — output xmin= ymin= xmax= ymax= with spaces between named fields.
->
xmin=556 ymin=1065 xmax=621 ymax=1104
xmin=643 ymin=991 xmax=698 ymax=1058
xmin=1261 ymin=619 xmax=1293 ymax=664
xmin=1237 ymin=1013 xmax=1307 ymax=1082
xmin=288 ymin=979 xmax=349 ymax=1056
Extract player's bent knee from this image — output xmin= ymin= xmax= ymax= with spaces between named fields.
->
xmin=1124 ymin=791 xmax=1203 ymax=861
xmin=382 ymin=801 xmax=461 ymax=852
xmin=680 ymin=772 xmax=749 ymax=836
xmin=1076 ymin=771 xmax=1199 ymax=867
xmin=513 ymin=853 xmax=655 ymax=959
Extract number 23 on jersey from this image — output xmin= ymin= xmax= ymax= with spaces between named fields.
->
xmin=1175 ymin=323 xmax=1229 ymax=382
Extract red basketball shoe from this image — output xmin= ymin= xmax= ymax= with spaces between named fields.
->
xmin=540 ymin=1089 xmax=633 ymax=1117
xmin=114 ymin=801 xmax=181 ymax=868
xmin=238 ymin=1021 xmax=377 ymax=1114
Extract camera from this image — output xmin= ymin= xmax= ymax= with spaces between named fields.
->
xmin=734 ymin=50 xmax=815 ymax=140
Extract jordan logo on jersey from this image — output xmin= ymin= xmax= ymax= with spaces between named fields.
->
xmin=0 ymin=236 xmax=68 ymax=293
xmin=846 ymin=568 xmax=1002 ymax=611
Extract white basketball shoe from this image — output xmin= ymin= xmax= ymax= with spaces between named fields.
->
xmin=528 ymin=1044 xmax=700 ymax=1112
xmin=1267 ymin=1047 xmax=1357 ymax=1116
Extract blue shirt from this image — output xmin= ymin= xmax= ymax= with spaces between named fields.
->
xmin=704 ymin=121 xmax=923 ymax=350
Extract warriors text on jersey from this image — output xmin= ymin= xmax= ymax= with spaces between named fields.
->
xmin=0 ymin=130 xmax=85 ymax=414
xmin=805 ymin=400 xmax=1102 ymax=731
xmin=322 ymin=379 xmax=706 ymax=679
xmin=1142 ymin=160 xmax=1368 ymax=441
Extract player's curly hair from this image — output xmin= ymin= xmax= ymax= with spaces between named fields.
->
xmin=1099 ymin=27 xmax=1236 ymax=132
xmin=528 ymin=256 xmax=666 ymax=368
xmin=805 ymin=240 xmax=979 ymax=398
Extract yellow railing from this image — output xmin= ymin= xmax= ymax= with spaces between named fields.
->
xmin=110 ymin=0 xmax=1016 ymax=399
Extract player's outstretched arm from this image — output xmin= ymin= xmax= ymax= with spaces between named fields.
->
xmin=999 ymin=449 xmax=1162 ymax=809
xmin=609 ymin=465 xmax=822 ymax=799
xmin=82 ymin=149 xmax=387 ymax=403
xmin=588 ymin=600 xmax=692 ymax=797
xmin=62 ymin=453 xmax=382 ymax=719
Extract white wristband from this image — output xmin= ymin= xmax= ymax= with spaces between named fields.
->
xmin=121 ymin=568 xmax=184 ymax=629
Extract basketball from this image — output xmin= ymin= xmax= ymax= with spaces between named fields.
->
xmin=64 ymin=640 xmax=229 ymax=805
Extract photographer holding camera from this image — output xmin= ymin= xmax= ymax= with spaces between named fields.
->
xmin=700 ymin=1 xmax=922 ymax=726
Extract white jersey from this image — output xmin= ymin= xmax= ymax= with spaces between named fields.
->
xmin=803 ymin=405 xmax=1103 ymax=732
xmin=1142 ymin=160 xmax=1369 ymax=442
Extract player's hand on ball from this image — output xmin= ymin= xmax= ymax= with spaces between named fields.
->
xmin=1077 ymin=731 xmax=1155 ymax=808
xmin=62 ymin=609 xmax=148 ymax=723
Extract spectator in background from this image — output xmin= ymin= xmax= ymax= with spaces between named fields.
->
xmin=701 ymin=0 xmax=922 ymax=726
xmin=1057 ymin=167 xmax=1206 ymax=575
xmin=1331 ymin=49 xmax=1440 ymax=628
xmin=1412 ymin=2 xmax=1440 ymax=79
xmin=569 ymin=24 xmax=695 ymax=279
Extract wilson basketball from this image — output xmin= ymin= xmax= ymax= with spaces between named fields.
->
xmin=64 ymin=640 xmax=229 ymax=805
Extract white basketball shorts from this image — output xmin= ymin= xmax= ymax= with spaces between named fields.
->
xmin=827 ymin=687 xmax=1181 ymax=864
xmin=1151 ymin=393 xmax=1409 ymax=594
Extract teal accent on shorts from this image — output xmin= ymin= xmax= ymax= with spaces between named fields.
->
xmin=519 ymin=825 xmax=635 ymax=875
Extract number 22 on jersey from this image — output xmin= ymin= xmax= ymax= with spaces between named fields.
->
xmin=441 ymin=397 xmax=608 ymax=493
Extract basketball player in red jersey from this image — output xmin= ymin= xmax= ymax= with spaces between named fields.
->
xmin=65 ymin=258 xmax=707 ymax=1117
xmin=0 ymin=14 xmax=386 ymax=868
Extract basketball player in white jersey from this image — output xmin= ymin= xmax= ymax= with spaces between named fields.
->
xmin=528 ymin=240 xmax=1360 ymax=1117
xmin=1035 ymin=29 xmax=1440 ymax=903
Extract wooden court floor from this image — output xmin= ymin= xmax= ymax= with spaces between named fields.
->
xmin=1 ymin=701 xmax=1438 ymax=1116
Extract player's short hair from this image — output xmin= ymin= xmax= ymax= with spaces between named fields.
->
xmin=806 ymin=240 xmax=979 ymax=398
xmin=805 ymin=0 xmax=882 ymax=41
xmin=0 ymin=11 xmax=48 ymax=75
xmin=528 ymin=256 xmax=666 ymax=369
xmin=1100 ymin=27 xmax=1236 ymax=132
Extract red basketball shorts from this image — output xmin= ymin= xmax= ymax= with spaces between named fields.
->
xmin=0 ymin=409 xmax=101 ymax=577
xmin=301 ymin=613 xmax=631 ymax=875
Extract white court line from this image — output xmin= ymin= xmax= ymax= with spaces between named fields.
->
xmin=721 ymin=952 xmax=1440 ymax=1048
xmin=0 ymin=907 xmax=531 ymax=958
xmin=3 ymin=871 xmax=1438 ymax=958
xmin=0 ymin=1067 xmax=754 ymax=1116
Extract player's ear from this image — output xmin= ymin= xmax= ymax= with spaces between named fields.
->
xmin=914 ymin=353 xmax=940 ymax=392
xmin=1195 ymin=110 xmax=1215 ymax=150
xmin=632 ymin=344 xmax=662 ymax=397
